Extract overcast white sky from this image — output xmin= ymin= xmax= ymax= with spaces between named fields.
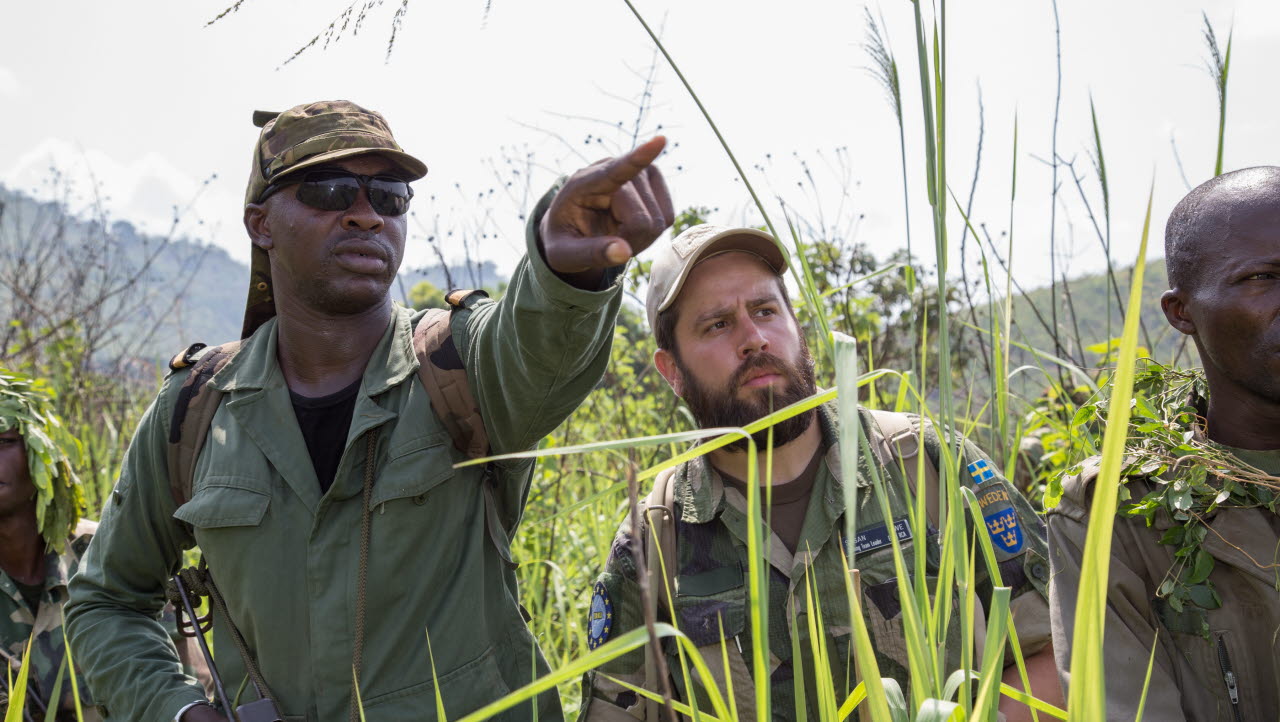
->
xmin=2 ymin=0 xmax=1276 ymax=290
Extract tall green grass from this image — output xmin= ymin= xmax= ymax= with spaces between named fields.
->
xmin=1 ymin=3 xmax=1233 ymax=721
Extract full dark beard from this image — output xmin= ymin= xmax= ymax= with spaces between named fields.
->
xmin=676 ymin=339 xmax=818 ymax=451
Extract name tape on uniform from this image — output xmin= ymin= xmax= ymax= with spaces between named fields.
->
xmin=849 ymin=517 xmax=913 ymax=556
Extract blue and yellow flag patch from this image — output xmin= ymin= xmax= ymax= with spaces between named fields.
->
xmin=967 ymin=459 xmax=995 ymax=485
xmin=587 ymin=581 xmax=614 ymax=650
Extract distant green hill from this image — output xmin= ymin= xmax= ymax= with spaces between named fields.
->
xmin=1005 ymin=259 xmax=1197 ymax=370
xmin=0 ymin=184 xmax=502 ymax=367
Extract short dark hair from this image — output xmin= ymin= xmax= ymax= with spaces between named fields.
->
xmin=1166 ymin=166 xmax=1280 ymax=292
xmin=653 ymin=275 xmax=794 ymax=356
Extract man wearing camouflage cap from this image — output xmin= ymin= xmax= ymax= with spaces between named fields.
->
xmin=66 ymin=100 xmax=673 ymax=721
xmin=578 ymin=225 xmax=1062 ymax=720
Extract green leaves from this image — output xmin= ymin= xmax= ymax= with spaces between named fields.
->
xmin=0 ymin=369 xmax=85 ymax=552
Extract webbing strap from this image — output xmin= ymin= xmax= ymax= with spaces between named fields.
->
xmin=169 ymin=560 xmax=277 ymax=708
xmin=866 ymin=408 xmax=941 ymax=527
xmin=167 ymin=341 xmax=241 ymax=508
xmin=642 ymin=467 xmax=755 ymax=719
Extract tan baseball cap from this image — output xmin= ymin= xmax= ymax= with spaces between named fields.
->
xmin=645 ymin=224 xmax=789 ymax=331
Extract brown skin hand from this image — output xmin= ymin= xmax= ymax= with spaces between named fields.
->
xmin=999 ymin=643 xmax=1065 ymax=722
xmin=1161 ymin=184 xmax=1280 ymax=450
xmin=540 ymin=136 xmax=674 ymax=288
xmin=244 ymin=155 xmax=408 ymax=398
xmin=0 ymin=430 xmax=45 ymax=587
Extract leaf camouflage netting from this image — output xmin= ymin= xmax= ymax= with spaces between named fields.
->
xmin=0 ymin=369 xmax=85 ymax=553
xmin=1052 ymin=359 xmax=1280 ymax=631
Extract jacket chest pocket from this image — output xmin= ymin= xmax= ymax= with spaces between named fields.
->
xmin=173 ymin=481 xmax=272 ymax=578
xmin=175 ymin=481 xmax=270 ymax=529
xmin=671 ymin=563 xmax=747 ymax=649
xmin=368 ymin=432 xmax=456 ymax=508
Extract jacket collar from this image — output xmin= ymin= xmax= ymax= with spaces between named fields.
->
xmin=676 ymin=403 xmax=847 ymax=524
xmin=210 ymin=305 xmax=419 ymax=395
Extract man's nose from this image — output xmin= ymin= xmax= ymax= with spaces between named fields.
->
xmin=341 ymin=190 xmax=384 ymax=232
xmin=737 ymin=316 xmax=769 ymax=358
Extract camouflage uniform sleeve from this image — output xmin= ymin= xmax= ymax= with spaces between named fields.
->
xmin=578 ymin=513 xmax=658 ymax=721
xmin=1046 ymin=471 xmax=1186 ymax=721
xmin=925 ymin=425 xmax=1053 ymax=660
xmin=65 ymin=374 xmax=207 ymax=721
xmin=455 ymin=181 xmax=625 ymax=458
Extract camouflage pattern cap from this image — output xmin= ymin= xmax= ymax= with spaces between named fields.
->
xmin=241 ymin=100 xmax=427 ymax=338
xmin=645 ymin=224 xmax=789 ymax=333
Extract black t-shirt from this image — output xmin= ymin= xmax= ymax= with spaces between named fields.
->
xmin=290 ymin=378 xmax=361 ymax=494
xmin=718 ymin=443 xmax=825 ymax=555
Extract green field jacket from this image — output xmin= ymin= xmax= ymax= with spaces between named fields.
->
xmin=66 ymin=189 xmax=623 ymax=721
xmin=581 ymin=405 xmax=1053 ymax=720
xmin=1048 ymin=445 xmax=1280 ymax=721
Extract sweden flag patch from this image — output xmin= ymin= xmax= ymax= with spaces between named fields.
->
xmin=967 ymin=459 xmax=995 ymax=485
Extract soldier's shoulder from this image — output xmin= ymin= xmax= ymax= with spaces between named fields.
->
xmin=1057 ymin=456 xmax=1104 ymax=507
xmin=1050 ymin=454 xmax=1159 ymax=517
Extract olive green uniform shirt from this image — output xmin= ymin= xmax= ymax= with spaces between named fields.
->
xmin=66 ymin=188 xmax=624 ymax=722
xmin=1048 ymin=445 xmax=1280 ymax=721
xmin=581 ymin=405 xmax=1052 ymax=720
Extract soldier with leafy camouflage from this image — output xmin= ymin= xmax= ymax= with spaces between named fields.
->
xmin=579 ymin=226 xmax=1062 ymax=721
xmin=1048 ymin=167 xmax=1280 ymax=720
xmin=0 ymin=370 xmax=98 ymax=722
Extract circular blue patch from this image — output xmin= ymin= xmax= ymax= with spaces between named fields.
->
xmin=587 ymin=581 xmax=613 ymax=650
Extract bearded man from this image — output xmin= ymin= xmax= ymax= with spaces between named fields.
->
xmin=578 ymin=225 xmax=1062 ymax=721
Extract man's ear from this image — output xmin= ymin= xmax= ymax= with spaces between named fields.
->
xmin=1161 ymin=288 xmax=1197 ymax=336
xmin=244 ymin=203 xmax=273 ymax=251
xmin=654 ymin=348 xmax=685 ymax=397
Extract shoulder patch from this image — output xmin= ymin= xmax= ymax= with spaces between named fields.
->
xmin=983 ymin=507 xmax=1025 ymax=554
xmin=587 ymin=581 xmax=614 ymax=650
xmin=966 ymin=459 xmax=996 ymax=486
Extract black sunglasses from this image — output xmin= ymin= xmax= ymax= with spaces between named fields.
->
xmin=261 ymin=169 xmax=414 ymax=216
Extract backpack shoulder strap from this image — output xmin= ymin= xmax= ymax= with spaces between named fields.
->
xmin=413 ymin=289 xmax=491 ymax=459
xmin=642 ymin=465 xmax=756 ymax=719
xmin=643 ymin=466 xmax=679 ymax=616
xmin=166 ymin=340 xmax=242 ymax=508
xmin=641 ymin=465 xmax=678 ymax=722
xmin=867 ymin=408 xmax=942 ymax=526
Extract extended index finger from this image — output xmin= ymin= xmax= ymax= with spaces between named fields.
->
xmin=574 ymin=136 xmax=667 ymax=196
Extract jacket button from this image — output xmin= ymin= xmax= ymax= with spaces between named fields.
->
xmin=1030 ymin=561 xmax=1048 ymax=581
xmin=413 ymin=493 xmax=428 ymax=505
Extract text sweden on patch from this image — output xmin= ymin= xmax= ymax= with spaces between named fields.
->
xmin=976 ymin=486 xmax=1010 ymax=508
xmin=850 ymin=518 xmax=913 ymax=555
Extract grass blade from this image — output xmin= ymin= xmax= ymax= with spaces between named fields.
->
xmin=1065 ymin=183 xmax=1155 ymax=720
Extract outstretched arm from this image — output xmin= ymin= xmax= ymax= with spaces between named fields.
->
xmin=457 ymin=139 xmax=675 ymax=458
